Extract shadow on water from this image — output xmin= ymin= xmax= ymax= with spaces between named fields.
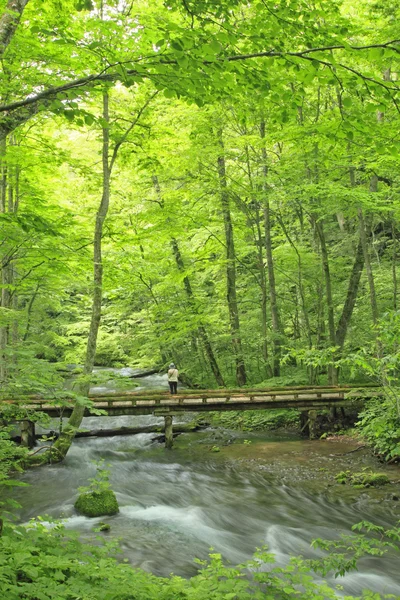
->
xmin=14 ymin=370 xmax=400 ymax=596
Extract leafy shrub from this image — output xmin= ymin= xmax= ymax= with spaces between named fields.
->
xmin=343 ymin=312 xmax=400 ymax=462
xmin=77 ymin=459 xmax=113 ymax=495
xmin=356 ymin=396 xmax=400 ymax=462
xmin=0 ymin=518 xmax=399 ymax=599
xmin=210 ymin=409 xmax=299 ymax=431
xmin=94 ymin=332 xmax=129 ymax=366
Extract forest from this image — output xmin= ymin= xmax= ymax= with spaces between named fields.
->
xmin=1 ymin=0 xmax=400 ymax=598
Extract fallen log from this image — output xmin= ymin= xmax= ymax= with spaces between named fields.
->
xmin=127 ymin=368 xmax=161 ymax=378
xmin=74 ymin=423 xmax=204 ymax=438
xmin=12 ymin=423 xmax=206 ymax=444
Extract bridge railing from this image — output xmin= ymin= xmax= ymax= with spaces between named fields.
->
xmin=1 ymin=385 xmax=383 ymax=411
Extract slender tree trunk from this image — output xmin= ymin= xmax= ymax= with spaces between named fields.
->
xmin=321 ymin=150 xmax=365 ymax=380
xmin=8 ymin=143 xmax=18 ymax=345
xmin=335 ymin=238 xmax=364 ymax=349
xmin=0 ymin=137 xmax=8 ymax=381
xmin=243 ymin=143 xmax=272 ymax=379
xmin=50 ymin=92 xmax=111 ymax=462
xmin=358 ymin=205 xmax=379 ymax=327
xmin=314 ymin=219 xmax=337 ymax=384
xmin=260 ymin=120 xmax=282 ymax=376
xmin=276 ymin=213 xmax=312 ymax=349
xmin=152 ymin=174 xmax=225 ymax=385
xmin=254 ymin=206 xmax=273 ymax=379
xmin=23 ymin=282 xmax=40 ymax=342
xmin=0 ymin=0 xmax=30 ymax=55
xmin=392 ymin=222 xmax=397 ymax=311
xmin=170 ymin=237 xmax=226 ymax=387
xmin=217 ymin=132 xmax=246 ymax=386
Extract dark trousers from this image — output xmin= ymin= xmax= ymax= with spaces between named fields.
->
xmin=169 ymin=381 xmax=177 ymax=394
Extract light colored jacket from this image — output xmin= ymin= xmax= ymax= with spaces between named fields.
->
xmin=168 ymin=368 xmax=179 ymax=382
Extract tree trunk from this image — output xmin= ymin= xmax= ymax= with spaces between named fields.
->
xmin=50 ymin=92 xmax=111 ymax=462
xmin=276 ymin=213 xmax=312 ymax=349
xmin=254 ymin=206 xmax=273 ymax=379
xmin=8 ymin=144 xmax=18 ymax=346
xmin=242 ymin=142 xmax=271 ymax=378
xmin=170 ymin=236 xmax=226 ymax=387
xmin=335 ymin=238 xmax=364 ymax=349
xmin=314 ymin=219 xmax=337 ymax=384
xmin=152 ymin=174 xmax=225 ymax=386
xmin=0 ymin=137 xmax=8 ymax=381
xmin=0 ymin=0 xmax=30 ymax=56
xmin=260 ymin=120 xmax=281 ymax=376
xmin=358 ymin=205 xmax=379 ymax=327
xmin=217 ymin=132 xmax=246 ymax=386
xmin=392 ymin=222 xmax=397 ymax=311
xmin=23 ymin=282 xmax=40 ymax=342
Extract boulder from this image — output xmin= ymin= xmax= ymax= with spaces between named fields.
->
xmin=335 ymin=470 xmax=390 ymax=487
xmin=74 ymin=490 xmax=119 ymax=517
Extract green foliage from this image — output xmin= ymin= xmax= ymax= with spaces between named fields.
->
xmin=345 ymin=313 xmax=400 ymax=461
xmin=77 ymin=460 xmax=113 ymax=495
xmin=93 ymin=332 xmax=130 ymax=367
xmin=210 ymin=445 xmax=220 ymax=452
xmin=0 ymin=423 xmax=29 ymax=531
xmin=356 ymin=397 xmax=400 ymax=462
xmin=0 ymin=428 xmax=27 ymax=494
xmin=210 ymin=409 xmax=299 ymax=431
xmin=0 ymin=348 xmax=65 ymax=397
xmin=87 ymin=370 xmax=139 ymax=392
xmin=0 ymin=517 xmax=399 ymax=599
xmin=309 ymin=521 xmax=400 ymax=579
xmin=95 ymin=522 xmax=111 ymax=532
xmin=0 ymin=0 xmax=400 ymax=473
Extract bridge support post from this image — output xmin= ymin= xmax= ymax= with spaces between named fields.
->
xmin=300 ymin=412 xmax=309 ymax=436
xmin=308 ymin=410 xmax=317 ymax=440
xmin=164 ymin=415 xmax=173 ymax=449
xmin=20 ymin=420 xmax=35 ymax=448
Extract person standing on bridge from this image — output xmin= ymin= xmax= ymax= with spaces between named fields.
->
xmin=167 ymin=363 xmax=179 ymax=394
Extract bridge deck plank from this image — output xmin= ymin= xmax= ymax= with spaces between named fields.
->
xmin=1 ymin=385 xmax=383 ymax=418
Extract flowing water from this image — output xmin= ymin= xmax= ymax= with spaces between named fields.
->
xmin=14 ymin=370 xmax=400 ymax=596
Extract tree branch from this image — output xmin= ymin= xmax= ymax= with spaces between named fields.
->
xmin=0 ymin=41 xmax=398 ymax=117
xmin=109 ymin=90 xmax=158 ymax=173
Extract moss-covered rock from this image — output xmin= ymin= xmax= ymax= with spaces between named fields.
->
xmin=335 ymin=470 xmax=390 ymax=488
xmin=74 ymin=490 xmax=119 ymax=517
xmin=355 ymin=473 xmax=390 ymax=487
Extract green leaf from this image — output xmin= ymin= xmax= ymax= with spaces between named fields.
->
xmin=163 ymin=89 xmax=176 ymax=98
xmin=75 ymin=0 xmax=93 ymax=10
xmin=342 ymin=97 xmax=352 ymax=108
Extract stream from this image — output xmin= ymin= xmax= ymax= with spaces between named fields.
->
xmin=14 ymin=370 xmax=400 ymax=596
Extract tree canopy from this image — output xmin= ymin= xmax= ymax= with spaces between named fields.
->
xmin=0 ymin=0 xmax=399 ymax=449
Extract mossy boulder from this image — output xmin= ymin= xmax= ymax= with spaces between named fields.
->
xmin=74 ymin=490 xmax=119 ymax=517
xmin=335 ymin=470 xmax=390 ymax=488
xmin=354 ymin=473 xmax=390 ymax=487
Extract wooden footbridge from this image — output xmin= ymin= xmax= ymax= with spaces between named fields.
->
xmin=4 ymin=384 xmax=383 ymax=448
